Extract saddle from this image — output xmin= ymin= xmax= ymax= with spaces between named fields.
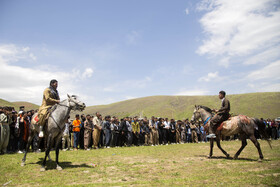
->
xmin=217 ymin=114 xmax=232 ymax=131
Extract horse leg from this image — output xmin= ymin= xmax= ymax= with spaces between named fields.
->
xmin=55 ymin=138 xmax=62 ymax=170
xmin=21 ymin=132 xmax=35 ymax=166
xmin=41 ymin=135 xmax=53 ymax=171
xmin=216 ymin=137 xmax=230 ymax=158
xmin=208 ymin=138 xmax=214 ymax=158
xmin=233 ymin=134 xmax=247 ymax=159
xmin=249 ymin=135 xmax=264 ymax=161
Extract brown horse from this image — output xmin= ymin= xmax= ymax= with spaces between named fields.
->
xmin=191 ymin=105 xmax=271 ymax=161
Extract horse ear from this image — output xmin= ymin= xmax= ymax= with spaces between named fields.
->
xmin=67 ymin=94 xmax=70 ymax=98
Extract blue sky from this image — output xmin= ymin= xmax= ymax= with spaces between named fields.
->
xmin=0 ymin=0 xmax=279 ymax=106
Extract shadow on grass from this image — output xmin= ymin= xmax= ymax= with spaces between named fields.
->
xmin=27 ymin=158 xmax=93 ymax=170
xmin=194 ymin=155 xmax=268 ymax=162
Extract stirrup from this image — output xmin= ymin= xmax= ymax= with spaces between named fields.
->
xmin=39 ymin=126 xmax=44 ymax=138
xmin=206 ymin=134 xmax=216 ymax=138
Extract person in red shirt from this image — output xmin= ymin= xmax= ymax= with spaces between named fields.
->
xmin=72 ymin=114 xmax=81 ymax=150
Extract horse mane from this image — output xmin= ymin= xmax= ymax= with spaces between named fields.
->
xmin=198 ymin=105 xmax=212 ymax=114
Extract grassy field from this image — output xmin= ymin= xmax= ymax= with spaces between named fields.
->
xmin=1 ymin=140 xmax=279 ymax=186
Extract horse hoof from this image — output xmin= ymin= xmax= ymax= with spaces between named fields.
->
xmin=208 ymin=156 xmax=212 ymax=159
xmin=226 ymin=154 xmax=230 ymax=158
xmin=57 ymin=166 xmax=63 ymax=171
xmin=40 ymin=167 xmax=46 ymax=172
xmin=258 ymin=158 xmax=263 ymax=162
xmin=21 ymin=162 xmax=25 ymax=167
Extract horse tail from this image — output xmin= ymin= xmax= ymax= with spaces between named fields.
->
xmin=252 ymin=118 xmax=272 ymax=149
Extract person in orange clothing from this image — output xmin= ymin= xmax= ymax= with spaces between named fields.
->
xmin=72 ymin=114 xmax=81 ymax=150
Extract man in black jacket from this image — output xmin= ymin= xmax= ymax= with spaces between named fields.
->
xmin=119 ymin=117 xmax=128 ymax=146
xmin=207 ymin=91 xmax=230 ymax=138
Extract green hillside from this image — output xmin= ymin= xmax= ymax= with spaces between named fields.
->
xmin=82 ymin=92 xmax=280 ymax=119
xmin=0 ymin=99 xmax=39 ymax=111
xmin=1 ymin=92 xmax=279 ymax=119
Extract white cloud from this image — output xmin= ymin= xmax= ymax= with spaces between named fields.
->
xmin=244 ymin=46 xmax=280 ymax=65
xmin=196 ymin=0 xmax=280 ymax=66
xmin=82 ymin=68 xmax=94 ymax=79
xmin=0 ymin=44 xmax=93 ymax=105
xmin=29 ymin=53 xmax=37 ymax=61
xmin=198 ymin=71 xmax=221 ymax=82
xmin=246 ymin=60 xmax=280 ymax=81
xmin=175 ymin=89 xmax=209 ymax=96
xmin=125 ymin=96 xmax=137 ymax=100
xmin=22 ymin=47 xmax=30 ymax=52
xmin=185 ymin=8 xmax=189 ymax=15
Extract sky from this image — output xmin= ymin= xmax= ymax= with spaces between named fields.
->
xmin=0 ymin=0 xmax=279 ymax=106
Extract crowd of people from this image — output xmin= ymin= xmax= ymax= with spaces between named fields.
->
xmin=0 ymin=106 xmax=279 ymax=154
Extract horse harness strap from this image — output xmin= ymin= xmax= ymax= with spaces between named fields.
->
xmin=204 ymin=116 xmax=211 ymax=126
xmin=49 ymin=102 xmax=70 ymax=131
xmin=50 ymin=115 xmax=63 ymax=131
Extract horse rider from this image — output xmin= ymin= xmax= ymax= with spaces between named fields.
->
xmin=207 ymin=90 xmax=230 ymax=139
xmin=38 ymin=79 xmax=60 ymax=138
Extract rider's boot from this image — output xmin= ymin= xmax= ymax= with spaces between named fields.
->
xmin=206 ymin=122 xmax=216 ymax=138
xmin=39 ymin=125 xmax=44 ymax=138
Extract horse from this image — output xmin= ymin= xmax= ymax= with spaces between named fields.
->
xmin=21 ymin=94 xmax=86 ymax=171
xmin=191 ymin=105 xmax=271 ymax=161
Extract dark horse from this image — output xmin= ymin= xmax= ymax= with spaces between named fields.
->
xmin=191 ymin=105 xmax=271 ymax=161
xmin=21 ymin=95 xmax=85 ymax=171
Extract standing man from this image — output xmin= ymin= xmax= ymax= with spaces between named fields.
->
xmin=72 ymin=114 xmax=81 ymax=150
xmin=92 ymin=112 xmax=102 ymax=149
xmin=84 ymin=115 xmax=93 ymax=150
xmin=207 ymin=91 xmax=231 ymax=139
xmin=38 ymin=80 xmax=60 ymax=138
xmin=0 ymin=107 xmax=11 ymax=154
xmin=131 ymin=117 xmax=140 ymax=146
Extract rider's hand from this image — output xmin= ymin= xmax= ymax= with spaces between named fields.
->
xmin=57 ymin=100 xmax=60 ymax=103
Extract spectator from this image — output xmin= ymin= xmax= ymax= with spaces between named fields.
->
xmin=62 ymin=116 xmax=71 ymax=151
xmin=131 ymin=117 xmax=140 ymax=146
xmin=175 ymin=120 xmax=181 ymax=144
xmin=79 ymin=114 xmax=85 ymax=150
xmin=190 ymin=121 xmax=198 ymax=143
xmin=142 ymin=118 xmax=150 ymax=146
xmin=84 ymin=115 xmax=93 ymax=150
xmin=126 ymin=117 xmax=133 ymax=146
xmin=169 ymin=119 xmax=176 ymax=144
xmin=0 ymin=107 xmax=11 ymax=154
xmin=104 ymin=115 xmax=112 ymax=148
xmin=158 ymin=118 xmax=164 ymax=145
xmin=92 ymin=112 xmax=102 ymax=149
xmin=110 ymin=117 xmax=120 ymax=147
xmin=163 ymin=118 xmax=170 ymax=145
xmin=72 ymin=114 xmax=81 ymax=150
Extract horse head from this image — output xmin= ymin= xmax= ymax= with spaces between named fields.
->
xmin=191 ymin=105 xmax=202 ymax=122
xmin=67 ymin=94 xmax=86 ymax=111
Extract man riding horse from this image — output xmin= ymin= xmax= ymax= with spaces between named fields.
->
xmin=207 ymin=90 xmax=230 ymax=139
xmin=38 ymin=79 xmax=60 ymax=138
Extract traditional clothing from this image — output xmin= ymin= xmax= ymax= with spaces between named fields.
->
xmin=38 ymin=86 xmax=60 ymax=127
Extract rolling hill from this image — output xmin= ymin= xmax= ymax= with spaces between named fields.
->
xmin=1 ymin=92 xmax=279 ymax=119
xmin=0 ymin=99 xmax=39 ymax=111
xmin=82 ymin=92 xmax=280 ymax=119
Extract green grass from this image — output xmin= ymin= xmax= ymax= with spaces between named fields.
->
xmin=1 ymin=140 xmax=280 ymax=186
